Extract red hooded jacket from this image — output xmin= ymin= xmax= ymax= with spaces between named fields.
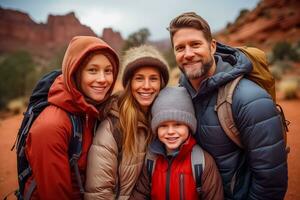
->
xmin=24 ymin=36 xmax=119 ymax=200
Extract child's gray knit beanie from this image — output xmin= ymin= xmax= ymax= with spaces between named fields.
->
xmin=151 ymin=86 xmax=197 ymax=133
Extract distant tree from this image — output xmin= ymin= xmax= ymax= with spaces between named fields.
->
xmin=49 ymin=46 xmax=67 ymax=70
xmin=235 ymin=9 xmax=249 ymax=23
xmin=163 ymin=48 xmax=177 ymax=69
xmin=0 ymin=51 xmax=36 ymax=109
xmin=122 ymin=28 xmax=150 ymax=51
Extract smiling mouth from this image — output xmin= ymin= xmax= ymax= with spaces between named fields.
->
xmin=92 ymin=86 xmax=107 ymax=92
xmin=166 ymin=137 xmax=179 ymax=143
xmin=183 ymin=61 xmax=201 ymax=67
xmin=138 ymin=92 xmax=154 ymax=98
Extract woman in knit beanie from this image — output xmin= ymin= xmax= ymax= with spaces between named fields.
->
xmin=131 ymin=86 xmax=224 ymax=200
xmin=85 ymin=45 xmax=169 ymax=199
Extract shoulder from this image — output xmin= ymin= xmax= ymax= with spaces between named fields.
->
xmin=93 ymin=118 xmax=117 ymax=148
xmin=29 ymin=105 xmax=72 ymax=142
xmin=234 ymin=78 xmax=273 ymax=105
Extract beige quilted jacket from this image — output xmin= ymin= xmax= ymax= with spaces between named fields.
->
xmin=84 ymin=107 xmax=149 ymax=200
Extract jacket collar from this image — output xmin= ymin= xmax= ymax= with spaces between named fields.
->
xmin=149 ymin=135 xmax=196 ymax=160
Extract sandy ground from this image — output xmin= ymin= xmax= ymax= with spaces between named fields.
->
xmin=0 ymin=99 xmax=299 ymax=199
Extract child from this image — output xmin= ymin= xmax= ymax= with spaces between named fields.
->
xmin=131 ymin=86 xmax=224 ymax=200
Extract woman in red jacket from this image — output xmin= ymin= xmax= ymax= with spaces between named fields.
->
xmin=24 ymin=36 xmax=119 ymax=200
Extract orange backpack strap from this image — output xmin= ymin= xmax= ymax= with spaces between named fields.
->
xmin=215 ymin=75 xmax=244 ymax=149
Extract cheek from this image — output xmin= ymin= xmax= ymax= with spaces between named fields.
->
xmin=106 ymin=74 xmax=114 ymax=87
xmin=157 ymin=129 xmax=164 ymax=139
xmin=80 ymin=72 xmax=90 ymax=89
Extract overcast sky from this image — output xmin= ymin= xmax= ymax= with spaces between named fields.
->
xmin=0 ymin=0 xmax=260 ymax=40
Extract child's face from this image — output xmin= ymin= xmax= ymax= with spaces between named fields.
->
xmin=157 ymin=121 xmax=189 ymax=154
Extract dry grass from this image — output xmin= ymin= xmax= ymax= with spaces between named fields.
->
xmin=279 ymin=78 xmax=299 ymax=100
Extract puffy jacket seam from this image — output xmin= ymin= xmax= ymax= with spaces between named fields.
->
xmin=250 ymin=139 xmax=284 ymax=153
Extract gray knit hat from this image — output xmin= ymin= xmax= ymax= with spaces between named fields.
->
xmin=121 ymin=45 xmax=169 ymax=87
xmin=151 ymin=86 xmax=197 ymax=133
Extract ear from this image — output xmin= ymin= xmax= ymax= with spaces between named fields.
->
xmin=210 ymin=39 xmax=217 ymax=54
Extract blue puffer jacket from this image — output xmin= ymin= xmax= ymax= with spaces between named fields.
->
xmin=179 ymin=43 xmax=288 ymax=200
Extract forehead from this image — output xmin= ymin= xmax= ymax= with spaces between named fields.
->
xmin=86 ymin=54 xmax=110 ymax=64
xmin=134 ymin=66 xmax=160 ymax=75
xmin=173 ymin=28 xmax=206 ymax=46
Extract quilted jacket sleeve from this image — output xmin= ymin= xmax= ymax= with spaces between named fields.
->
xmin=233 ymin=79 xmax=288 ymax=200
xmin=84 ymin=119 xmax=118 ymax=200
xmin=201 ymin=151 xmax=224 ymax=200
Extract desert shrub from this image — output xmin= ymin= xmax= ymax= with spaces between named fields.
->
xmin=6 ymin=97 xmax=27 ymax=114
xmin=272 ymin=41 xmax=299 ymax=62
xmin=272 ymin=61 xmax=292 ymax=74
xmin=270 ymin=66 xmax=283 ymax=81
xmin=279 ymin=78 xmax=299 ymax=100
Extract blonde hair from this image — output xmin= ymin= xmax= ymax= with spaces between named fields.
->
xmin=118 ymin=81 xmax=152 ymax=157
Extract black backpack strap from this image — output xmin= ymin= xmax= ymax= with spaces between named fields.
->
xmin=276 ymin=104 xmax=291 ymax=154
xmin=145 ymin=152 xmax=157 ymax=187
xmin=68 ymin=114 xmax=84 ymax=194
xmin=24 ymin=180 xmax=37 ymax=200
xmin=191 ymin=145 xmax=205 ymax=196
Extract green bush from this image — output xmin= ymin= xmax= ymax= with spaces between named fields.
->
xmin=272 ymin=41 xmax=299 ymax=61
xmin=0 ymin=51 xmax=37 ymax=109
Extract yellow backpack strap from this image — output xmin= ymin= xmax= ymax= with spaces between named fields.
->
xmin=215 ymin=75 xmax=244 ymax=149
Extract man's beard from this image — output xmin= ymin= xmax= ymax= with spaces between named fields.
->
xmin=183 ymin=56 xmax=214 ymax=80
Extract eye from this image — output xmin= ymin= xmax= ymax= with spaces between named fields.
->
xmin=158 ymin=124 xmax=167 ymax=129
xmin=175 ymin=45 xmax=184 ymax=52
xmin=191 ymin=42 xmax=202 ymax=48
xmin=104 ymin=67 xmax=113 ymax=74
xmin=150 ymin=76 xmax=160 ymax=81
xmin=87 ymin=67 xmax=97 ymax=73
xmin=134 ymin=75 xmax=144 ymax=81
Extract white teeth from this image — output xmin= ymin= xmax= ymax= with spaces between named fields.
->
xmin=92 ymin=86 xmax=106 ymax=92
xmin=167 ymin=137 xmax=178 ymax=141
xmin=139 ymin=93 xmax=152 ymax=97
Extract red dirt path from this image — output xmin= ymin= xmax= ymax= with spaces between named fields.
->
xmin=0 ymin=99 xmax=299 ymax=199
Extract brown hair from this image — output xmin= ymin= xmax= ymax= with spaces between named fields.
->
xmin=168 ymin=12 xmax=212 ymax=44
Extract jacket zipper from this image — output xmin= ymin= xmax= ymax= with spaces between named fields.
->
xmin=180 ymin=173 xmax=185 ymax=200
xmin=166 ymin=158 xmax=173 ymax=200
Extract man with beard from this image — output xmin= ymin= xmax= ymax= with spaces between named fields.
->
xmin=168 ymin=12 xmax=288 ymax=200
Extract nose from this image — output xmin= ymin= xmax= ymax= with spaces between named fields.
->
xmin=184 ymin=46 xmax=194 ymax=60
xmin=96 ymin=71 xmax=106 ymax=83
xmin=143 ymin=78 xmax=151 ymax=89
xmin=167 ymin=126 xmax=176 ymax=135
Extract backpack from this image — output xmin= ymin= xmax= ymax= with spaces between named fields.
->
xmin=145 ymin=144 xmax=205 ymax=196
xmin=215 ymin=46 xmax=290 ymax=152
xmin=11 ymin=70 xmax=84 ymax=200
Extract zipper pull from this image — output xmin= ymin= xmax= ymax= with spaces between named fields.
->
xmin=85 ymin=114 xmax=89 ymax=127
